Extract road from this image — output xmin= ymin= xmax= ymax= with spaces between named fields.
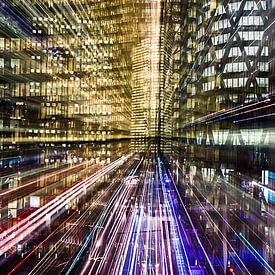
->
xmin=0 ymin=143 xmax=274 ymax=275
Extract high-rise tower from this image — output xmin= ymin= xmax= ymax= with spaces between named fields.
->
xmin=175 ymin=0 xmax=270 ymax=145
xmin=0 ymin=0 xmax=140 ymax=148
xmin=131 ymin=0 xmax=182 ymax=147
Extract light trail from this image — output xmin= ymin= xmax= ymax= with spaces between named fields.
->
xmin=163 ymin=161 xmax=217 ymax=274
xmin=106 ymin=159 xmax=149 ymax=275
xmin=209 ymin=103 xmax=275 ymax=124
xmin=177 ymin=98 xmax=272 ymax=128
xmin=238 ymin=232 xmax=275 ymax=274
xmin=108 ymin=155 xmax=199 ymax=274
xmin=66 ymin=157 xmax=142 ymax=274
xmin=174 ymin=162 xmax=274 ymax=274
xmin=0 ymin=208 xmax=34 ymax=232
xmin=234 ymin=112 xmax=275 ymax=123
xmin=173 ymin=164 xmax=253 ymax=273
xmin=158 ymin=158 xmax=193 ymax=274
xmin=30 ymin=152 xmax=267 ymax=275
xmin=0 ymin=161 xmax=67 ymax=183
xmin=7 ymin=210 xmax=78 ymax=275
xmin=0 ymin=155 xmax=131 ymax=257
xmin=114 ymin=155 xmax=194 ymax=274
xmin=75 ymin=155 xmax=149 ymax=275
xmin=0 ymin=158 xmax=96 ymax=197
xmin=1 ymin=162 xmax=100 ymax=233
xmin=28 ymin=159 xmax=136 ymax=275
xmin=89 ymin=159 xmax=144 ymax=274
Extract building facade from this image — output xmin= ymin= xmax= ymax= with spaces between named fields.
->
xmin=0 ymin=0 xmax=142 ymax=153
xmin=174 ymin=0 xmax=272 ymax=147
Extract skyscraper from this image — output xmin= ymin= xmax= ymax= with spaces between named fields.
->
xmin=131 ymin=0 xmax=182 ymax=146
xmin=174 ymin=0 xmax=270 ymax=146
xmin=0 ymin=0 xmax=141 ymax=148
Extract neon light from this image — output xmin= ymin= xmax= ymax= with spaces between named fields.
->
xmin=238 ymin=232 xmax=275 ymax=274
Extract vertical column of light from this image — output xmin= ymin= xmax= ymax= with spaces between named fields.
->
xmin=149 ymin=0 xmax=161 ymax=138
xmin=131 ymin=41 xmax=148 ymax=140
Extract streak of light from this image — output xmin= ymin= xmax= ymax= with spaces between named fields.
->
xmin=29 ymin=159 xmax=135 ymax=275
xmin=167 ymin=167 xmax=218 ymax=275
xmin=66 ymin=156 xmax=142 ymax=274
xmin=233 ymin=112 xmax=275 ymax=123
xmin=0 ymin=155 xmax=131 ymax=257
xmin=238 ymin=232 xmax=275 ymax=274
xmin=0 ymin=159 xmax=96 ymax=197
xmin=174 ymin=163 xmax=273 ymax=274
xmin=7 ymin=210 xmax=78 ymax=275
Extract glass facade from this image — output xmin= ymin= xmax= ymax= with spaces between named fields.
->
xmin=0 ymin=0 xmax=142 ymax=148
xmin=173 ymin=0 xmax=274 ymax=147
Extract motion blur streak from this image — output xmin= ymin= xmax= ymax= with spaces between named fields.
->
xmin=0 ymin=155 xmax=131 ymax=257
xmin=63 ymin=153 xmax=216 ymax=275
xmin=0 ymin=159 xmax=96 ymax=197
xmin=7 ymin=210 xmax=77 ymax=275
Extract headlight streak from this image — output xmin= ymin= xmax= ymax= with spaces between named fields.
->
xmin=94 ymin=158 xmax=148 ymax=275
xmin=148 ymin=173 xmax=154 ymax=274
xmin=128 ymin=208 xmax=143 ymax=275
xmin=86 ymin=183 xmax=136 ymax=274
xmin=34 ymin=151 xmax=265 ymax=275
xmin=80 ymin=155 xmax=152 ymax=275
xmin=171 ymin=166 xmax=252 ymax=274
xmin=143 ymin=160 xmax=160 ymax=275
xmin=156 ymin=171 xmax=168 ymax=274
xmin=107 ymin=154 xmax=210 ymax=274
xmin=7 ymin=210 xmax=78 ymax=275
xmin=123 ymin=159 xmax=152 ymax=275
xmin=117 ymin=209 xmax=140 ymax=275
xmin=216 ymin=173 xmax=275 ymax=237
xmin=138 ymin=161 xmax=151 ymax=274
xmin=119 ymin=159 xmax=159 ymax=275
xmin=0 ymin=207 xmax=34 ymax=232
xmin=1 ymin=162 xmax=101 ymax=225
xmin=166 ymin=166 xmax=218 ymax=275
xmin=108 ymin=207 xmax=138 ymax=274
xmin=143 ymin=168 xmax=154 ymax=275
xmin=157 ymin=158 xmax=192 ymax=275
xmin=0 ymin=155 xmax=131 ymax=257
xmin=65 ymin=157 xmax=143 ymax=275
xmin=154 ymin=171 xmax=159 ymax=275
xmin=211 ymin=103 xmax=275 ymax=124
xmin=178 ymin=185 xmax=251 ymax=274
xmin=238 ymin=232 xmax=275 ymax=274
xmin=111 ymin=155 xmax=204 ymax=275
xmin=28 ymin=159 xmax=135 ymax=275
xmin=174 ymin=163 xmax=273 ymax=274
xmin=0 ymin=158 xmax=96 ymax=198
xmin=217 ymin=177 xmax=275 ymax=257
xmin=233 ymin=112 xmax=275 ymax=123
xmin=88 ymin=158 xmax=144 ymax=275
xmin=0 ymin=161 xmax=67 ymax=184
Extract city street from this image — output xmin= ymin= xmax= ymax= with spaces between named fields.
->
xmin=0 ymin=142 xmax=274 ymax=274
